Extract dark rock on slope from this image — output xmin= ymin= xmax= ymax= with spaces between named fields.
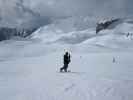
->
xmin=96 ymin=18 xmax=120 ymax=34
xmin=0 ymin=27 xmax=37 ymax=41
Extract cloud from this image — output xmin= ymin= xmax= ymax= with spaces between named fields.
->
xmin=0 ymin=0 xmax=52 ymax=28
xmin=0 ymin=0 xmax=132 ymax=28
xmin=25 ymin=0 xmax=132 ymax=17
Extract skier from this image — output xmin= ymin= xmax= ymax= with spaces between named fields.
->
xmin=60 ymin=52 xmax=71 ymax=72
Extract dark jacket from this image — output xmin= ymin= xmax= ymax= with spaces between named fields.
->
xmin=64 ymin=53 xmax=71 ymax=64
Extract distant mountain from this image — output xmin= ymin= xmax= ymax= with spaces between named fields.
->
xmin=0 ymin=27 xmax=37 ymax=41
xmin=96 ymin=18 xmax=121 ymax=33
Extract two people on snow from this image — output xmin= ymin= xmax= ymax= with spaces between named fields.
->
xmin=60 ymin=52 xmax=71 ymax=72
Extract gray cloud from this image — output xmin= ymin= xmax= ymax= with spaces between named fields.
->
xmin=25 ymin=0 xmax=132 ymax=17
xmin=0 ymin=0 xmax=52 ymax=28
xmin=0 ymin=0 xmax=132 ymax=28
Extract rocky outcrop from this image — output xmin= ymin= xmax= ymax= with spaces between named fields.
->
xmin=96 ymin=18 xmax=120 ymax=34
xmin=0 ymin=27 xmax=37 ymax=41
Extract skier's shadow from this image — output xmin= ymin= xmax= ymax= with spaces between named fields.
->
xmin=68 ymin=71 xmax=86 ymax=75
xmin=59 ymin=71 xmax=86 ymax=75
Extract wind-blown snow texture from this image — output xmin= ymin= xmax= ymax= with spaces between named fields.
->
xmin=1 ymin=17 xmax=133 ymax=100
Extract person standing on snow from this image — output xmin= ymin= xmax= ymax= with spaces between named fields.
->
xmin=60 ymin=52 xmax=71 ymax=72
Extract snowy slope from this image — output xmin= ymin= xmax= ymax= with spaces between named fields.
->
xmin=0 ymin=51 xmax=133 ymax=100
xmin=31 ymin=17 xmax=133 ymax=49
xmin=1 ymin=17 xmax=133 ymax=100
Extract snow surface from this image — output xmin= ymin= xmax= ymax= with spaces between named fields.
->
xmin=1 ymin=17 xmax=133 ymax=100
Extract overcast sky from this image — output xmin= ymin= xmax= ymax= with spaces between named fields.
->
xmin=0 ymin=0 xmax=132 ymax=28
xmin=23 ymin=0 xmax=133 ymax=17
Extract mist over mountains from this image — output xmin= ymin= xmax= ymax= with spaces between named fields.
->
xmin=0 ymin=0 xmax=133 ymax=29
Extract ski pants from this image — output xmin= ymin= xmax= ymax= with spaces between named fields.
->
xmin=60 ymin=63 xmax=68 ymax=72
